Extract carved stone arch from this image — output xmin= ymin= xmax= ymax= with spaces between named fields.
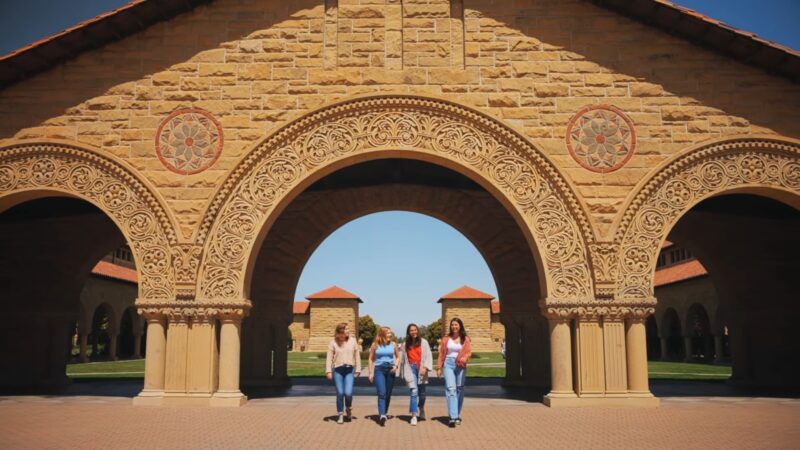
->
xmin=0 ymin=140 xmax=179 ymax=300
xmin=614 ymin=135 xmax=800 ymax=299
xmin=196 ymin=95 xmax=594 ymax=303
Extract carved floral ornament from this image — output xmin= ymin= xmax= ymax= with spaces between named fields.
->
xmin=196 ymin=96 xmax=595 ymax=303
xmin=155 ymin=108 xmax=223 ymax=175
xmin=0 ymin=142 xmax=177 ymax=300
xmin=566 ymin=105 xmax=636 ymax=173
xmin=614 ymin=138 xmax=800 ymax=299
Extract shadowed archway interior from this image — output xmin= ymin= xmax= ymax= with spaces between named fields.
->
xmin=242 ymin=158 xmax=549 ymax=389
xmin=0 ymin=197 xmax=128 ymax=390
xmin=665 ymin=194 xmax=800 ymax=388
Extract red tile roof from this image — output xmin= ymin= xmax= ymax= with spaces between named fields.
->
xmin=305 ymin=285 xmax=363 ymax=303
xmin=654 ymin=259 xmax=708 ymax=287
xmin=662 ymin=240 xmax=674 ymax=249
xmin=1 ymin=0 xmax=799 ymax=88
xmin=293 ymin=301 xmax=310 ymax=315
xmin=438 ymin=285 xmax=495 ymax=303
xmin=491 ymin=299 xmax=500 ymax=314
xmin=91 ymin=260 xmax=138 ymax=283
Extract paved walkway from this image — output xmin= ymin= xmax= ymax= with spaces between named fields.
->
xmin=1 ymin=381 xmax=799 ymax=449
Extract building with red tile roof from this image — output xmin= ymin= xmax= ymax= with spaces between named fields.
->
xmin=303 ymin=286 xmax=362 ymax=352
xmin=438 ymin=285 xmax=501 ymax=352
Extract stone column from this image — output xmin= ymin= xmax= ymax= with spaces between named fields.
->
xmin=626 ymin=317 xmax=653 ymax=397
xmin=659 ymin=337 xmax=669 ymax=361
xmin=683 ymin=336 xmax=693 ymax=362
xmin=79 ymin=334 xmax=89 ymax=363
xmin=272 ymin=323 xmax=290 ymax=384
xmin=543 ymin=316 xmax=577 ymax=405
xmin=714 ymin=335 xmax=725 ymax=364
xmin=134 ymin=312 xmax=166 ymax=405
xmin=109 ymin=333 xmax=119 ymax=361
xmin=703 ymin=336 xmax=714 ymax=362
xmin=211 ymin=314 xmax=247 ymax=406
xmin=133 ymin=333 xmax=143 ymax=359
xmin=501 ymin=317 xmax=522 ymax=386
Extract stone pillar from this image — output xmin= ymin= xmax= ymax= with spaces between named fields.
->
xmin=133 ymin=333 xmax=143 ymax=359
xmin=683 ymin=336 xmax=693 ymax=362
xmin=714 ymin=335 xmax=725 ymax=364
xmin=79 ymin=334 xmax=89 ymax=363
xmin=109 ymin=333 xmax=119 ymax=361
xmin=501 ymin=317 xmax=522 ymax=386
xmin=626 ymin=317 xmax=653 ymax=397
xmin=211 ymin=314 xmax=247 ymax=406
xmin=659 ymin=337 xmax=669 ymax=361
xmin=272 ymin=323 xmax=290 ymax=384
xmin=543 ymin=316 xmax=577 ymax=405
xmin=703 ymin=336 xmax=714 ymax=362
xmin=134 ymin=313 xmax=166 ymax=405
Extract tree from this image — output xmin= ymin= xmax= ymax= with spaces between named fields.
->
xmin=424 ymin=318 xmax=443 ymax=346
xmin=358 ymin=315 xmax=378 ymax=350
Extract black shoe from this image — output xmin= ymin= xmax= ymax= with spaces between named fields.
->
xmin=345 ymin=407 xmax=352 ymax=421
xmin=448 ymin=420 xmax=456 ymax=428
xmin=379 ymin=415 xmax=387 ymax=426
xmin=418 ymin=407 xmax=426 ymax=420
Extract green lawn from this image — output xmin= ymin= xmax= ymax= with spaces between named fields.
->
xmin=648 ymin=360 xmax=731 ymax=380
xmin=65 ymin=354 xmax=732 ymax=381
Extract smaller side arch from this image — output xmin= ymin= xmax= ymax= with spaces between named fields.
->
xmin=0 ymin=139 xmax=180 ymax=300
xmin=613 ymin=135 xmax=800 ymax=299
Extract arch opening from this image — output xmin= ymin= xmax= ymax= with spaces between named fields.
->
xmin=659 ymin=193 xmax=800 ymax=389
xmin=0 ymin=196 xmax=141 ymax=391
xmin=241 ymin=158 xmax=550 ymax=392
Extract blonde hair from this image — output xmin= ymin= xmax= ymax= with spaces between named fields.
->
xmin=334 ymin=322 xmax=349 ymax=345
xmin=371 ymin=326 xmax=393 ymax=348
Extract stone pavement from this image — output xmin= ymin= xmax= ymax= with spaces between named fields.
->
xmin=1 ymin=381 xmax=799 ymax=449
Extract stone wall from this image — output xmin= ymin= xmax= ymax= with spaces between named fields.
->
xmin=654 ymin=274 xmax=720 ymax=334
xmin=490 ymin=313 xmax=505 ymax=351
xmin=307 ymin=299 xmax=359 ymax=352
xmin=1 ymin=0 xmax=798 ymax=240
xmin=289 ymin=314 xmax=310 ymax=351
xmin=441 ymin=299 xmax=495 ymax=352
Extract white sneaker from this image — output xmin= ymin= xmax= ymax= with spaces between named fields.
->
xmin=410 ymin=416 xmax=418 ymax=426
xmin=337 ymin=414 xmax=344 ymax=424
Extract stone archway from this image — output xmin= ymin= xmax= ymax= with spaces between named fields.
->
xmin=0 ymin=140 xmax=179 ymax=393
xmin=0 ymin=140 xmax=179 ymax=300
xmin=614 ymin=136 xmax=800 ymax=299
xmin=195 ymin=95 xmax=598 ymax=406
xmin=614 ymin=136 xmax=800 ymax=388
xmin=196 ymin=95 xmax=594 ymax=304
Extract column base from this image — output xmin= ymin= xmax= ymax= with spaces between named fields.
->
xmin=133 ymin=389 xmax=163 ymax=406
xmin=545 ymin=395 xmax=660 ymax=408
xmin=210 ymin=391 xmax=248 ymax=407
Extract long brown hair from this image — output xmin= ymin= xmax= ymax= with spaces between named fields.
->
xmin=371 ymin=326 xmax=393 ymax=348
xmin=334 ymin=322 xmax=349 ymax=345
xmin=405 ymin=323 xmax=420 ymax=348
xmin=449 ymin=318 xmax=467 ymax=342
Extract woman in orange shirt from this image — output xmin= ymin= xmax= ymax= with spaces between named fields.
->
xmin=397 ymin=323 xmax=433 ymax=426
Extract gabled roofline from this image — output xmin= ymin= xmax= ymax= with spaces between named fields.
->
xmin=0 ymin=0 xmax=798 ymax=89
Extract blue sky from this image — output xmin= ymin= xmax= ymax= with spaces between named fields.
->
xmin=1 ymin=1 xmax=797 ymax=334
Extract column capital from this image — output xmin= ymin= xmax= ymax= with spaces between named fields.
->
xmin=135 ymin=298 xmax=252 ymax=323
xmin=539 ymin=297 xmax=656 ymax=321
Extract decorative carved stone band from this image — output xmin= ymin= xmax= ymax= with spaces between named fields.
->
xmin=540 ymin=297 xmax=656 ymax=320
xmin=196 ymin=95 xmax=594 ymax=302
xmin=137 ymin=300 xmax=251 ymax=322
xmin=614 ymin=137 xmax=800 ymax=299
xmin=0 ymin=141 xmax=178 ymax=299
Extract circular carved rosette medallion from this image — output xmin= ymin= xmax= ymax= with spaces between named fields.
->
xmin=566 ymin=105 xmax=636 ymax=173
xmin=156 ymin=108 xmax=223 ymax=175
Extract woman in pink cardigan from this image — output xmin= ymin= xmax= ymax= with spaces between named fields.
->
xmin=436 ymin=317 xmax=472 ymax=427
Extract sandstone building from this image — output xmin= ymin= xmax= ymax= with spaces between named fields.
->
xmin=304 ymin=286 xmax=362 ymax=352
xmin=438 ymin=285 xmax=498 ymax=352
xmin=0 ymin=0 xmax=797 ymax=408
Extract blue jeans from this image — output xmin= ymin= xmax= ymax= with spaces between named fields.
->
xmin=409 ymin=363 xmax=427 ymax=414
xmin=443 ymin=357 xmax=465 ymax=420
xmin=332 ymin=365 xmax=354 ymax=414
xmin=373 ymin=363 xmax=395 ymax=416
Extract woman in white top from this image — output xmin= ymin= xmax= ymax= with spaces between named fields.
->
xmin=325 ymin=323 xmax=361 ymax=424
xmin=436 ymin=318 xmax=472 ymax=427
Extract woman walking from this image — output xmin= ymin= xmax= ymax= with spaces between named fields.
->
xmin=398 ymin=323 xmax=433 ymax=426
xmin=436 ymin=318 xmax=472 ymax=428
xmin=325 ymin=323 xmax=361 ymax=424
xmin=368 ymin=326 xmax=399 ymax=426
